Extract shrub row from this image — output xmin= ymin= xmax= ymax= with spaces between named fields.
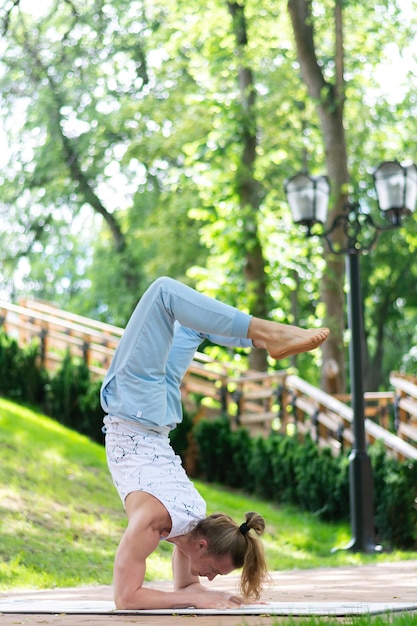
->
xmin=0 ymin=332 xmax=103 ymax=443
xmin=191 ymin=416 xmax=417 ymax=550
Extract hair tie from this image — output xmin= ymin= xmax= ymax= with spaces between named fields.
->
xmin=239 ymin=521 xmax=251 ymax=536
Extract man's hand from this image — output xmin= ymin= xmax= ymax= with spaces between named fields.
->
xmin=178 ymin=582 xmax=244 ymax=609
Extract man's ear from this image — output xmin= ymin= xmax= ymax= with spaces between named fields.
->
xmin=197 ymin=538 xmax=208 ymax=550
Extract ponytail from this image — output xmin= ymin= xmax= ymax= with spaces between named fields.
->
xmin=238 ymin=511 xmax=268 ymax=600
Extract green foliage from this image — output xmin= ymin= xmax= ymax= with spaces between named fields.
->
xmin=0 ymin=333 xmax=47 ymax=405
xmin=193 ymin=417 xmax=417 ymax=549
xmin=194 ymin=417 xmax=242 ymax=485
xmin=370 ymin=441 xmax=417 ymax=549
xmin=360 ymin=220 xmax=417 ymax=389
xmin=168 ymin=406 xmax=194 ymax=462
xmin=401 ymin=344 xmax=417 ymax=377
xmin=45 ymin=354 xmax=103 ymax=443
xmin=1 ymin=0 xmax=417 ymax=392
xmin=294 ymin=439 xmax=350 ymax=521
xmin=244 ymin=434 xmax=292 ymax=503
xmin=0 ymin=330 xmax=103 ymax=443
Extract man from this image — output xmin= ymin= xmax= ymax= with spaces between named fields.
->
xmin=101 ymin=277 xmax=329 ymax=609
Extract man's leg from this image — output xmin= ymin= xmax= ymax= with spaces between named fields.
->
xmin=106 ymin=275 xmax=329 ymax=381
xmin=101 ymin=277 xmax=252 ymax=422
xmin=101 ymin=276 xmax=329 ymax=421
xmin=107 ymin=276 xmax=252 ymax=379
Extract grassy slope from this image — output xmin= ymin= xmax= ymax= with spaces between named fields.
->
xmin=1 ymin=396 xmax=416 ymax=592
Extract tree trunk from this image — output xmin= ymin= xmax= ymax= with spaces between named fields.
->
xmin=288 ymin=0 xmax=349 ymax=393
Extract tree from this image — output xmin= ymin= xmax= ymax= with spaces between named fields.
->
xmin=1 ymin=0 xmax=417 ymax=388
xmin=0 ymin=0 xmax=210 ymax=320
xmin=287 ymin=0 xmax=417 ymax=391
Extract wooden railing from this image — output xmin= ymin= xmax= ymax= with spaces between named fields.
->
xmin=0 ymin=299 xmax=122 ymax=378
xmin=390 ymin=372 xmax=417 ymax=450
xmin=1 ymin=299 xmax=416 ymax=461
xmin=223 ymin=370 xmax=288 ymax=437
xmin=286 ymin=375 xmax=417 ymax=462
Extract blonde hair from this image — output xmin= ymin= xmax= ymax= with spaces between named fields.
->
xmin=191 ymin=511 xmax=268 ymax=600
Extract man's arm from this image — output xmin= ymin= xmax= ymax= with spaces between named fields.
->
xmin=113 ymin=511 xmax=161 ymax=609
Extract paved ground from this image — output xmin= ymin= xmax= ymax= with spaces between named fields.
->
xmin=1 ymin=560 xmax=416 ymax=625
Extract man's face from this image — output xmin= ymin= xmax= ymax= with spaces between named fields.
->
xmin=188 ymin=541 xmax=235 ymax=581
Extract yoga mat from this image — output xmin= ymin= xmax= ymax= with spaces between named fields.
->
xmin=1 ymin=599 xmax=416 ymax=616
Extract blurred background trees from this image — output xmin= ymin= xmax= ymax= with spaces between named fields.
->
xmin=1 ymin=0 xmax=417 ymax=389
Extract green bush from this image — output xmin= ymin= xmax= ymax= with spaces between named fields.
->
xmin=221 ymin=427 xmax=252 ymax=488
xmin=0 ymin=332 xmax=47 ymax=404
xmin=192 ymin=416 xmax=416 ymax=549
xmin=193 ymin=417 xmax=234 ymax=483
xmin=249 ymin=434 xmax=299 ymax=503
xmin=169 ymin=406 xmax=194 ymax=462
xmin=247 ymin=435 xmax=274 ymax=498
xmin=370 ymin=441 xmax=417 ymax=548
xmin=270 ymin=435 xmax=300 ymax=505
xmin=0 ymin=330 xmax=103 ymax=443
xmin=45 ymin=352 xmax=103 ymax=442
xmin=294 ymin=440 xmax=350 ymax=520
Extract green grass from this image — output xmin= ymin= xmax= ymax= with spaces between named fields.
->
xmin=1 ymin=396 xmax=416 ymax=595
xmin=271 ymin=611 xmax=417 ymax=626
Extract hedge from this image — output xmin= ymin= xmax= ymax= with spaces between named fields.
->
xmin=0 ymin=331 xmax=103 ymax=443
xmin=192 ymin=416 xmax=417 ymax=549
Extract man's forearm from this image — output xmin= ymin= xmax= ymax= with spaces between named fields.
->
xmin=115 ymin=585 xmax=195 ymax=610
xmin=115 ymin=583 xmax=240 ymax=610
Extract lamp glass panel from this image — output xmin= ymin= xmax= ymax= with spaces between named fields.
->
xmin=314 ymin=176 xmax=330 ymax=224
xmin=286 ymin=175 xmax=315 ymax=223
xmin=374 ymin=161 xmax=404 ymax=211
xmin=405 ymin=164 xmax=417 ymax=214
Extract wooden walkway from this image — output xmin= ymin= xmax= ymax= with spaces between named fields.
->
xmin=1 ymin=298 xmax=416 ymax=460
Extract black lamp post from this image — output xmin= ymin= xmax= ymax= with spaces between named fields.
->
xmin=284 ymin=160 xmax=417 ymax=552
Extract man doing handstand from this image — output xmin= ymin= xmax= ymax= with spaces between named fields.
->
xmin=101 ymin=277 xmax=329 ymax=610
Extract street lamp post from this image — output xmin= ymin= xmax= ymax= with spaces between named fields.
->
xmin=284 ymin=161 xmax=417 ymax=552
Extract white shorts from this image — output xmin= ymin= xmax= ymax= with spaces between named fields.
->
xmin=103 ymin=415 xmax=206 ymax=540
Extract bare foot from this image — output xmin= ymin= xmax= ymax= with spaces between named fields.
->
xmin=249 ymin=319 xmax=329 ymax=360
xmin=268 ymin=326 xmax=329 ymax=360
